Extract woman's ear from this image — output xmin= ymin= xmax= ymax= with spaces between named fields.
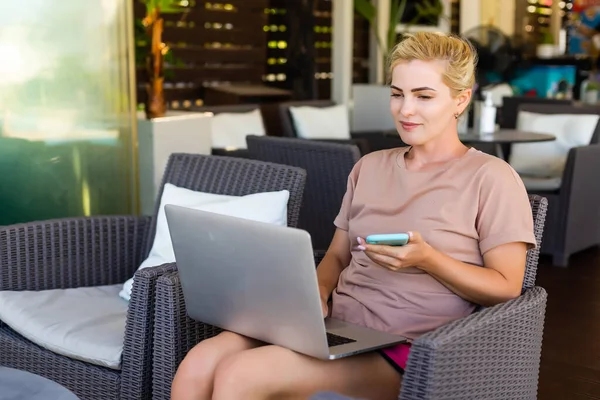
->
xmin=457 ymin=88 xmax=472 ymax=115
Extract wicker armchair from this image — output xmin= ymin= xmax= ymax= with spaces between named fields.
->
xmin=512 ymin=104 xmax=600 ymax=267
xmin=152 ymin=195 xmax=547 ymax=400
xmin=275 ymin=100 xmax=408 ymax=154
xmin=246 ymin=135 xmax=360 ymax=252
xmin=273 ymin=100 xmax=372 ymax=155
xmin=0 ymin=154 xmax=306 ymax=400
xmin=399 ymin=195 xmax=548 ymax=399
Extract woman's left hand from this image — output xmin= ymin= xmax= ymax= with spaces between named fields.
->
xmin=356 ymin=231 xmax=432 ymax=271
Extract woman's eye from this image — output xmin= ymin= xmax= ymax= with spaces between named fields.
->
xmin=391 ymin=93 xmax=403 ymax=98
xmin=419 ymin=95 xmax=432 ymax=100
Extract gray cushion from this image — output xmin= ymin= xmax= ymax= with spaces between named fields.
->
xmin=0 ymin=366 xmax=80 ymax=399
xmin=520 ymin=175 xmax=562 ymax=191
xmin=0 ymin=285 xmax=127 ymax=370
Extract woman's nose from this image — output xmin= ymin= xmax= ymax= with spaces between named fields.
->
xmin=400 ymin=99 xmax=415 ymax=117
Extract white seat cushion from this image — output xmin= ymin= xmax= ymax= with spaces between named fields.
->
xmin=210 ymin=109 xmax=266 ymax=149
xmin=520 ymin=175 xmax=562 ymax=191
xmin=509 ymin=111 xmax=598 ymax=178
xmin=119 ymin=183 xmax=290 ymax=301
xmin=289 ymin=104 xmax=351 ymax=140
xmin=0 ymin=284 xmax=126 ymax=370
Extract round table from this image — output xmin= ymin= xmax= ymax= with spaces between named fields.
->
xmin=459 ymin=129 xmax=556 ymax=160
xmin=0 ymin=367 xmax=79 ymax=400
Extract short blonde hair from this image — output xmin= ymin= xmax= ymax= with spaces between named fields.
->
xmin=387 ymin=32 xmax=478 ymax=99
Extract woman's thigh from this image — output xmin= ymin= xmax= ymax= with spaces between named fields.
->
xmin=178 ymin=331 xmax=264 ymax=371
xmin=213 ymin=345 xmax=402 ymax=400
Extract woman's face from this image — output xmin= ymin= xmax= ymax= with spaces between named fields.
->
xmin=389 ymin=59 xmax=469 ymax=146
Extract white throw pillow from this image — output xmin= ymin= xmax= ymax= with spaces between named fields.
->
xmin=509 ymin=111 xmax=599 ymax=178
xmin=119 ymin=184 xmax=289 ymax=301
xmin=210 ymin=109 xmax=266 ymax=149
xmin=289 ymin=104 xmax=351 ymax=140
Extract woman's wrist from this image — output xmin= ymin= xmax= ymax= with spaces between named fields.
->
xmin=318 ymin=284 xmax=331 ymax=300
xmin=418 ymin=242 xmax=441 ymax=273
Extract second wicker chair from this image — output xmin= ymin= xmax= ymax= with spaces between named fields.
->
xmin=246 ymin=135 xmax=361 ymax=253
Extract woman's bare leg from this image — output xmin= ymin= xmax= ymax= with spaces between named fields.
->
xmin=171 ymin=331 xmax=264 ymax=400
xmin=212 ymin=344 xmax=402 ymax=400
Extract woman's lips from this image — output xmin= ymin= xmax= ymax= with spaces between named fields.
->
xmin=400 ymin=122 xmax=421 ymax=131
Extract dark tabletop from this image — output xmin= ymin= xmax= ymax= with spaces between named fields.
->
xmin=459 ymin=129 xmax=556 ymax=144
xmin=0 ymin=367 xmax=79 ymax=400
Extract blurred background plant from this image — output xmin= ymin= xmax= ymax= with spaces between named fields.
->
xmin=136 ymin=0 xmax=189 ymax=118
xmin=353 ymin=0 xmax=444 ymax=58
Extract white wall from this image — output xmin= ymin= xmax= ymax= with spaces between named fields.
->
xmin=460 ymin=0 xmax=481 ymax=33
xmin=463 ymin=0 xmax=515 ymax=35
xmin=331 ymin=0 xmax=354 ymax=106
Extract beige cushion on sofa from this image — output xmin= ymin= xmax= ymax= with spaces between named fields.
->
xmin=509 ymin=111 xmax=598 ymax=178
xmin=0 ymin=284 xmax=126 ymax=370
xmin=210 ymin=109 xmax=266 ymax=149
xmin=289 ymin=104 xmax=351 ymax=140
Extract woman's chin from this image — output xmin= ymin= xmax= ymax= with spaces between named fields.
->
xmin=398 ymin=131 xmax=427 ymax=146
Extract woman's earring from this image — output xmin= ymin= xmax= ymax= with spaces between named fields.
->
xmin=454 ymin=112 xmax=459 ymax=120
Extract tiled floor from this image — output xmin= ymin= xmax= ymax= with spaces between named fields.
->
xmin=536 ymin=247 xmax=600 ymax=400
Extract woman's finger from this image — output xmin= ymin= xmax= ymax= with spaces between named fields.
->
xmin=364 ymin=251 xmax=402 ymax=270
xmin=362 ymin=243 xmax=400 ymax=257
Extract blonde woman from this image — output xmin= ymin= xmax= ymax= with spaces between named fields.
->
xmin=171 ymin=32 xmax=536 ymax=400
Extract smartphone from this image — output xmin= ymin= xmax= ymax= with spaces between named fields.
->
xmin=365 ymin=233 xmax=410 ymax=246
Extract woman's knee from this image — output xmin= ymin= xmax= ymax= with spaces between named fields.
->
xmin=212 ymin=351 xmax=273 ymax=399
xmin=172 ymin=338 xmax=222 ymax=392
xmin=174 ymin=332 xmax=263 ymax=390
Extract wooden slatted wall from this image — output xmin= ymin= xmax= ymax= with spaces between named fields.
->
xmin=133 ymin=0 xmax=369 ymax=107
xmin=263 ymin=1 xmax=294 ymax=93
xmin=313 ymin=0 xmax=371 ymax=100
xmin=134 ymin=0 xmax=269 ymax=109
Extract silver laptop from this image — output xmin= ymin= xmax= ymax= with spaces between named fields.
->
xmin=165 ymin=204 xmax=407 ymax=360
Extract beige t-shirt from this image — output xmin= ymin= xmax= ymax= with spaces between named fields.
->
xmin=332 ymin=147 xmax=537 ymax=339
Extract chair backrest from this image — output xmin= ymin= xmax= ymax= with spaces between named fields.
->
xmin=523 ymin=194 xmax=548 ymax=290
xmin=277 ymin=100 xmax=336 ymax=137
xmin=517 ymin=103 xmax=600 ymax=144
xmin=143 ymin=154 xmax=307 ymax=256
xmin=499 ymin=96 xmax=573 ymax=129
xmin=185 ymin=104 xmax=266 ymax=150
xmin=246 ymin=135 xmax=360 ymax=250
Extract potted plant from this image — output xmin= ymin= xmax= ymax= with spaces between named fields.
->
xmin=583 ymin=79 xmax=600 ymax=104
xmin=137 ymin=0 xmax=188 ymax=119
xmin=135 ymin=1 xmax=214 ymax=214
xmin=354 ymin=0 xmax=444 ymax=81
xmin=536 ymin=31 xmax=556 ymax=59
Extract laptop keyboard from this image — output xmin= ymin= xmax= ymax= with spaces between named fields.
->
xmin=326 ymin=332 xmax=356 ymax=347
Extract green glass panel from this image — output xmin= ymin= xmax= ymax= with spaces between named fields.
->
xmin=0 ymin=0 xmax=137 ymax=225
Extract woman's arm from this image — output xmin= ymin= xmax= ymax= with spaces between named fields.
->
xmin=316 ymin=229 xmax=352 ymax=301
xmin=420 ymin=241 xmax=528 ymax=307
xmin=359 ymin=233 xmax=528 ymax=307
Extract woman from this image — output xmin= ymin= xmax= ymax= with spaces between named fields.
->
xmin=171 ymin=32 xmax=536 ymax=400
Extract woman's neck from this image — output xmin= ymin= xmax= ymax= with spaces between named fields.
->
xmin=404 ymin=136 xmax=469 ymax=171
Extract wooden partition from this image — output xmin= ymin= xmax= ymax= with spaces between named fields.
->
xmin=133 ymin=0 xmax=369 ymax=107
xmin=134 ymin=0 xmax=269 ymax=109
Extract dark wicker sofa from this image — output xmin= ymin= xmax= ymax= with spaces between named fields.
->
xmin=0 ymin=153 xmax=306 ymax=400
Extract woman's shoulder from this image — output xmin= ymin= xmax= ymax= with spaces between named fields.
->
xmin=355 ymin=147 xmax=409 ymax=169
xmin=463 ymin=148 xmax=525 ymax=188
xmin=464 ymin=148 xmax=519 ymax=176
